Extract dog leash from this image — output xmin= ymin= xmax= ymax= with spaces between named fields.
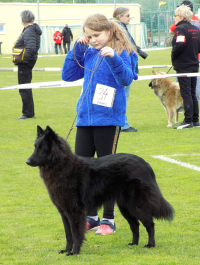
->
xmin=66 ymin=42 xmax=104 ymax=140
xmin=166 ymin=65 xmax=173 ymax=74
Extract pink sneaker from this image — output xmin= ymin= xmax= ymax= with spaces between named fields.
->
xmin=95 ymin=220 xmax=116 ymax=235
xmin=86 ymin=217 xmax=100 ymax=231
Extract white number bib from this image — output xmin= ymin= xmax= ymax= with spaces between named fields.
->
xmin=92 ymin=84 xmax=116 ymax=108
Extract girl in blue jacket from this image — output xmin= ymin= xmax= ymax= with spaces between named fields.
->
xmin=62 ymin=13 xmax=138 ymax=235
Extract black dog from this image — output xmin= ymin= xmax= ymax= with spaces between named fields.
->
xmin=26 ymin=126 xmax=174 ymax=255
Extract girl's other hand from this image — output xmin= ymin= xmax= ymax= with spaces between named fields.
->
xmin=100 ymin=46 xmax=114 ymax=57
xmin=77 ymin=36 xmax=89 ymax=45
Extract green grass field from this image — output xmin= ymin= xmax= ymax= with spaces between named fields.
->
xmin=0 ymin=49 xmax=200 ymax=264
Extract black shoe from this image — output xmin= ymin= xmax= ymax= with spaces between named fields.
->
xmin=18 ymin=115 xmax=28 ymax=119
xmin=18 ymin=115 xmax=35 ymax=120
xmin=193 ymin=121 xmax=200 ymax=127
xmin=121 ymin=127 xmax=137 ymax=132
xmin=173 ymin=121 xmax=193 ymax=129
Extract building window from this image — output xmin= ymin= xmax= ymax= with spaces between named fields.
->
xmin=0 ymin=24 xmax=5 ymax=34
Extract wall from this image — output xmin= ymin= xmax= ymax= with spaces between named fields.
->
xmin=0 ymin=3 xmax=141 ymax=54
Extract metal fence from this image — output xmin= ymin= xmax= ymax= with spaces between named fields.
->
xmin=40 ymin=25 xmax=83 ymax=53
xmin=40 ymin=23 xmax=147 ymax=54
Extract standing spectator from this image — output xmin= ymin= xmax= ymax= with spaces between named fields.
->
xmin=169 ymin=1 xmax=200 ymax=34
xmin=62 ymin=14 xmax=138 ymax=235
xmin=169 ymin=0 xmax=200 ymax=101
xmin=53 ymin=27 xmax=63 ymax=54
xmin=13 ymin=10 xmax=42 ymax=119
xmin=172 ymin=5 xmax=200 ymax=129
xmin=61 ymin=24 xmax=73 ymax=54
xmin=113 ymin=7 xmax=139 ymax=132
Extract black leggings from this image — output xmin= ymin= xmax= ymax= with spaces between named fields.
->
xmin=75 ymin=126 xmax=120 ymax=219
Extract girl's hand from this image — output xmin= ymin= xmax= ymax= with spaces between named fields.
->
xmin=100 ymin=46 xmax=114 ymax=57
xmin=77 ymin=36 xmax=89 ymax=45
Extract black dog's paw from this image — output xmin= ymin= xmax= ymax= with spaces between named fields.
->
xmin=66 ymin=252 xmax=73 ymax=256
xmin=59 ymin=250 xmax=74 ymax=256
xmin=128 ymin=242 xmax=138 ymax=246
xmin=144 ymin=244 xmax=155 ymax=248
xmin=59 ymin=249 xmax=67 ymax=254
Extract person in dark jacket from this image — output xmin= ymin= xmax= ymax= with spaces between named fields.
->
xmin=14 ymin=10 xmax=42 ymax=119
xmin=169 ymin=1 xmax=200 ymax=102
xmin=61 ymin=24 xmax=73 ymax=54
xmin=172 ymin=5 xmax=200 ymax=129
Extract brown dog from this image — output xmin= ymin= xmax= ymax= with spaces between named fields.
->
xmin=149 ymin=70 xmax=183 ymax=127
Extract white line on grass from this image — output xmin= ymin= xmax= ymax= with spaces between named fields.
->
xmin=166 ymin=153 xmax=200 ymax=157
xmin=152 ymin=155 xmax=200 ymax=172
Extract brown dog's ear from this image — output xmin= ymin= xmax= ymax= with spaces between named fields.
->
xmin=152 ymin=70 xmax=155 ymax=74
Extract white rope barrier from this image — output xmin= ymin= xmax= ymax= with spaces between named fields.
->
xmin=139 ymin=65 xmax=172 ymax=69
xmin=0 ymin=65 xmax=173 ymax=71
xmin=0 ymin=80 xmax=84 ymax=90
xmin=2 ymin=54 xmax=65 ymax=59
xmin=0 ymin=67 xmax=63 ymax=71
xmin=137 ymin=72 xmax=200 ymax=80
xmin=1 ymin=72 xmax=200 ymax=91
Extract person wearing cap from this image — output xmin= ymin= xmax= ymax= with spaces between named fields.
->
xmin=171 ymin=5 xmax=200 ymax=129
xmin=169 ymin=0 xmax=200 ymax=101
xmin=53 ymin=28 xmax=63 ymax=54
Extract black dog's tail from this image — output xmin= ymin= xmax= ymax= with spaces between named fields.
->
xmin=157 ymin=196 xmax=174 ymax=221
xmin=150 ymin=183 xmax=174 ymax=221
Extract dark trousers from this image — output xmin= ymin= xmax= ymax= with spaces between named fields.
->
xmin=54 ymin=43 xmax=62 ymax=54
xmin=75 ymin=126 xmax=120 ymax=219
xmin=63 ymin=41 xmax=70 ymax=54
xmin=177 ymin=67 xmax=199 ymax=123
xmin=18 ymin=60 xmax=36 ymax=118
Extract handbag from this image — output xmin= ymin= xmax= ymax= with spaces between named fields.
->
xmin=12 ymin=47 xmax=26 ymax=64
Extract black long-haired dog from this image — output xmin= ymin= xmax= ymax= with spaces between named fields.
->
xmin=26 ymin=126 xmax=174 ymax=255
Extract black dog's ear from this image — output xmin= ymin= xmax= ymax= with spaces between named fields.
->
xmin=45 ymin=126 xmax=54 ymax=135
xmin=37 ymin=125 xmax=44 ymax=137
xmin=45 ymin=126 xmax=57 ymax=142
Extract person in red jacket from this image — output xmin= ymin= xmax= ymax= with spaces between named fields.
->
xmin=53 ymin=28 xmax=63 ymax=54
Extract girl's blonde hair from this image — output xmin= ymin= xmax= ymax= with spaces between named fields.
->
xmin=175 ymin=5 xmax=193 ymax=22
xmin=83 ymin=13 xmax=136 ymax=55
